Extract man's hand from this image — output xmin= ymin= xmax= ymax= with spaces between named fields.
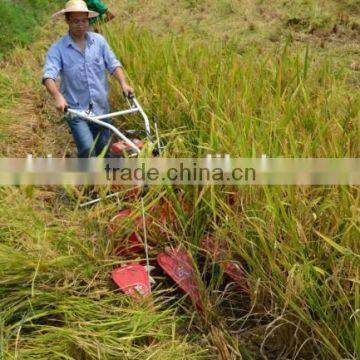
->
xmin=55 ymin=93 xmax=68 ymax=112
xmin=93 ymin=10 xmax=115 ymax=31
xmin=43 ymin=78 xmax=68 ymax=112
xmin=121 ymin=82 xmax=134 ymax=98
xmin=104 ymin=10 xmax=115 ymax=22
xmin=112 ymin=67 xmax=134 ymax=97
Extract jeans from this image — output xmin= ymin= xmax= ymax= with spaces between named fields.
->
xmin=66 ymin=116 xmax=112 ymax=157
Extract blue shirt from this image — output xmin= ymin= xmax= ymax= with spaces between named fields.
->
xmin=42 ymin=31 xmax=122 ymax=115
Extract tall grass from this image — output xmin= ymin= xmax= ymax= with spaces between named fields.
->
xmin=103 ymin=24 xmax=359 ymax=158
xmin=105 ymin=23 xmax=358 ymax=358
xmin=0 ymin=188 xmax=209 ymax=359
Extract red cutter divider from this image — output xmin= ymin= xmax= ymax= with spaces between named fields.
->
xmin=109 ymin=208 xmax=154 ymax=257
xmin=157 ymin=246 xmax=203 ymax=309
xmin=200 ymin=235 xmax=249 ymax=293
xmin=109 ymin=208 xmax=143 ymax=232
xmin=223 ymin=261 xmax=249 ymax=293
xmin=115 ymin=232 xmax=145 ymax=256
xmin=112 ymin=264 xmax=151 ymax=300
xmin=110 ymin=138 xmax=144 ymax=154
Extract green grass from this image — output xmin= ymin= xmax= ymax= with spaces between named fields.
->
xmin=0 ymin=0 xmax=63 ymax=59
xmin=0 ymin=0 xmax=359 ymax=358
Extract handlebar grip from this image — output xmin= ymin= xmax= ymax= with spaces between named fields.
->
xmin=123 ymin=91 xmax=135 ymax=99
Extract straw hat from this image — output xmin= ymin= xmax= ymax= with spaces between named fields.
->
xmin=52 ymin=0 xmax=99 ymax=19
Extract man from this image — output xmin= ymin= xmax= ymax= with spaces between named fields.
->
xmin=42 ymin=0 xmax=133 ymax=157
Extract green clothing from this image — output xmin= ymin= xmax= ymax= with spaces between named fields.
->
xmin=86 ymin=0 xmax=108 ymax=25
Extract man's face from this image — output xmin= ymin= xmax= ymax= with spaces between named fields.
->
xmin=66 ymin=12 xmax=89 ymax=37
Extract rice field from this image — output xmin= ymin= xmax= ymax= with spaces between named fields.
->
xmin=0 ymin=1 xmax=359 ymax=359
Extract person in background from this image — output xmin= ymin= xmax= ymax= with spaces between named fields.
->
xmin=43 ymin=0 xmax=133 ymax=157
xmin=85 ymin=0 xmax=115 ymax=31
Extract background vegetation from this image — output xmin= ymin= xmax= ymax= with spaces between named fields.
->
xmin=0 ymin=0 xmax=63 ymax=58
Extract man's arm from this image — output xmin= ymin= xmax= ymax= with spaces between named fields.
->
xmin=104 ymin=10 xmax=115 ymax=22
xmin=42 ymin=44 xmax=67 ymax=112
xmin=112 ymin=67 xmax=134 ymax=97
xmin=101 ymin=37 xmax=134 ymax=96
xmin=93 ymin=11 xmax=115 ymax=32
xmin=43 ymin=78 xmax=68 ymax=112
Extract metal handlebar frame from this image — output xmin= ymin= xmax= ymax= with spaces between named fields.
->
xmin=65 ymin=95 xmax=159 ymax=155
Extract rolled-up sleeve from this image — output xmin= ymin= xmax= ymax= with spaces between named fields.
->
xmin=102 ymin=38 xmax=122 ymax=74
xmin=42 ymin=44 xmax=62 ymax=84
